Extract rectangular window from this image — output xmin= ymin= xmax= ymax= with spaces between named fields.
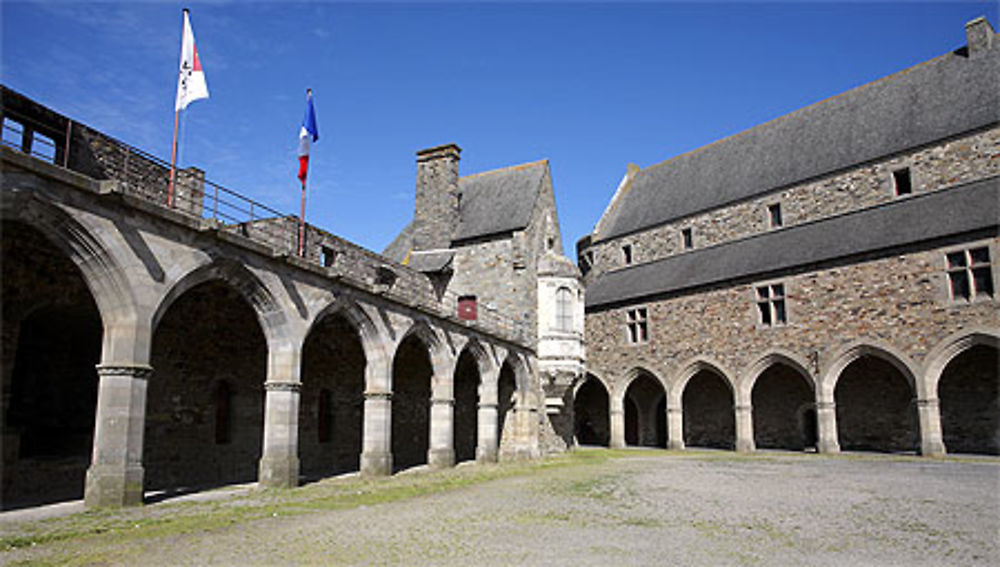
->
xmin=321 ymin=246 xmax=335 ymax=268
xmin=626 ymin=307 xmax=648 ymax=344
xmin=1 ymin=118 xmax=24 ymax=151
xmin=756 ymin=283 xmax=787 ymax=326
xmin=458 ymin=295 xmax=478 ymax=320
xmin=681 ymin=228 xmax=693 ymax=250
xmin=622 ymin=244 xmax=633 ymax=265
xmin=893 ymin=167 xmax=913 ymax=196
xmin=947 ymin=247 xmax=993 ymax=300
xmin=768 ymin=203 xmax=783 ymax=228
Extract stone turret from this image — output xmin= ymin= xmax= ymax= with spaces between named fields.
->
xmin=412 ymin=143 xmax=461 ymax=251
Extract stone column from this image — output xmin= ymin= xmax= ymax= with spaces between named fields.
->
xmin=917 ymin=398 xmax=946 ymax=457
xmin=85 ymin=364 xmax=151 ymax=508
xmin=360 ymin=391 xmax=392 ymax=476
xmin=428 ymin=398 xmax=456 ymax=468
xmin=258 ymin=381 xmax=301 ymax=488
xmin=816 ymin=401 xmax=840 ymax=454
xmin=735 ymin=404 xmax=755 ymax=453
xmin=476 ymin=401 xmax=499 ymax=463
xmin=666 ymin=403 xmax=685 ymax=450
xmin=609 ymin=396 xmax=625 ymax=449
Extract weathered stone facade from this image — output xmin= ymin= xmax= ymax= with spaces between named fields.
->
xmin=577 ymin=18 xmax=1000 ymax=458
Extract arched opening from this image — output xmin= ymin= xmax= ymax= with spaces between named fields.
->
xmin=682 ymin=369 xmax=734 ymax=449
xmin=835 ymin=355 xmax=917 ymax=453
xmin=146 ymin=280 xmax=267 ymax=493
xmin=939 ymin=344 xmax=999 ymax=455
xmin=623 ymin=372 xmax=666 ymax=448
xmin=2 ymin=222 xmax=102 ymax=510
xmin=391 ymin=334 xmax=432 ymax=471
xmin=453 ymin=348 xmax=480 ymax=464
xmin=751 ymin=363 xmax=814 ymax=451
xmin=573 ymin=374 xmax=609 ymax=446
xmin=299 ymin=312 xmax=365 ymax=479
xmin=497 ymin=360 xmax=517 ymax=450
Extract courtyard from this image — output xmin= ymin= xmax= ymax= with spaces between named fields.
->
xmin=1 ymin=449 xmax=997 ymax=566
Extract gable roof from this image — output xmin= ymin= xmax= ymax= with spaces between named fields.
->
xmin=596 ymin=39 xmax=999 ymax=242
xmin=453 ymin=160 xmax=548 ymax=241
xmin=586 ymin=176 xmax=1000 ymax=309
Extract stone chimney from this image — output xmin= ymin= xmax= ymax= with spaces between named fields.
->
xmin=965 ymin=17 xmax=995 ymax=58
xmin=412 ymin=143 xmax=461 ymax=250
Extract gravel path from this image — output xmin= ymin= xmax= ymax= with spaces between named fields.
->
xmin=4 ymin=451 xmax=999 ymax=566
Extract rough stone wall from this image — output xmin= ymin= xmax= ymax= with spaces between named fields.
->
xmin=145 ymin=280 xmax=266 ymax=491
xmin=585 ymin=237 xmax=999 ymax=400
xmin=585 ymin=127 xmax=999 ymax=277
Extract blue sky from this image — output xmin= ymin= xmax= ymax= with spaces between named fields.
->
xmin=2 ymin=1 xmax=996 ymax=256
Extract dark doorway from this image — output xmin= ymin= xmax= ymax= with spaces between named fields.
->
xmin=453 ymin=349 xmax=480 ymax=463
xmin=835 ymin=355 xmax=917 ymax=453
xmin=623 ymin=372 xmax=667 ymax=448
xmin=682 ymin=370 xmax=735 ymax=449
xmin=752 ymin=363 xmax=814 ymax=451
xmin=939 ymin=344 xmax=999 ymax=455
xmin=391 ymin=334 xmax=432 ymax=471
xmin=574 ymin=375 xmax=610 ymax=446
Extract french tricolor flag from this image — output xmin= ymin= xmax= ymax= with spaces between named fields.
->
xmin=297 ymin=89 xmax=319 ymax=185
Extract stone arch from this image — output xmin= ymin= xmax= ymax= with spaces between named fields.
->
xmin=298 ymin=296 xmax=378 ymax=477
xmin=1 ymin=193 xmax=140 ymax=361
xmin=673 ymin=358 xmax=736 ymax=450
xmin=615 ymin=366 xmax=670 ymax=406
xmin=453 ymin=338 xmax=490 ymax=464
xmin=825 ymin=341 xmax=920 ymax=453
xmin=925 ymin=329 xmax=1000 ymax=455
xmin=500 ymin=350 xmax=532 ymax=395
xmin=820 ymin=341 xmax=920 ymax=400
xmin=151 ymin=259 xmax=288 ymax=345
xmin=743 ymin=352 xmax=816 ymax=452
xmin=924 ymin=329 xmax=1000 ymax=399
xmin=670 ymin=357 xmax=736 ymax=402
xmin=308 ymin=297 xmax=389 ymax=393
xmin=739 ymin=350 xmax=815 ymax=405
xmin=620 ymin=367 xmax=667 ymax=448
xmin=390 ymin=319 xmax=447 ymax=471
xmin=574 ymin=372 xmax=611 ymax=447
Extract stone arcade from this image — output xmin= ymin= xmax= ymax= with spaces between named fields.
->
xmin=1 ymin=17 xmax=997 ymax=512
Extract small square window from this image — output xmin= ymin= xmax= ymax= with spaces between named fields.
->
xmin=622 ymin=244 xmax=633 ymax=265
xmin=947 ymin=246 xmax=994 ymax=301
xmin=681 ymin=228 xmax=693 ymax=250
xmin=768 ymin=203 xmax=783 ymax=228
xmin=893 ymin=168 xmax=913 ymax=196
xmin=458 ymin=295 xmax=478 ymax=320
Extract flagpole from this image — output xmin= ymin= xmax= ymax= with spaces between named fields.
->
xmin=299 ymin=178 xmax=307 ymax=257
xmin=168 ymin=108 xmax=180 ymax=207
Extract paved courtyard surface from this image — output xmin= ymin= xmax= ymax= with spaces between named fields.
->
xmin=2 ymin=450 xmax=998 ymax=566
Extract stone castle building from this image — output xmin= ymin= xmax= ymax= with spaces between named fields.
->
xmin=0 ymin=17 xmax=995 ymax=512
xmin=575 ymin=17 xmax=998 ymax=457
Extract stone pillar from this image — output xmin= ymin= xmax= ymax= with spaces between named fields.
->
xmin=258 ymin=381 xmax=301 ymax=488
xmin=735 ymin=404 xmax=755 ymax=453
xmin=917 ymin=398 xmax=946 ymax=457
xmin=609 ymin=396 xmax=625 ymax=449
xmin=816 ymin=401 xmax=840 ymax=454
xmin=476 ymin=401 xmax=499 ymax=463
xmin=428 ymin=398 xmax=456 ymax=468
xmin=666 ymin=403 xmax=685 ymax=450
xmin=85 ymin=364 xmax=151 ymax=508
xmin=360 ymin=391 xmax=392 ymax=476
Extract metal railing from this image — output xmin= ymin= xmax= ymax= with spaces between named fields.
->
xmin=1 ymin=107 xmax=529 ymax=344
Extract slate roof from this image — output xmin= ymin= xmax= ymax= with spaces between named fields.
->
xmin=596 ymin=39 xmax=1000 ymax=242
xmin=586 ymin=176 xmax=1000 ymax=309
xmin=407 ymin=250 xmax=455 ymax=273
xmin=382 ymin=220 xmax=414 ymax=263
xmin=453 ymin=160 xmax=548 ymax=241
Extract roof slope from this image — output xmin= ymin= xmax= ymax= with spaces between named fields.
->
xmin=597 ymin=40 xmax=999 ymax=242
xmin=587 ymin=176 xmax=1000 ymax=309
xmin=453 ymin=160 xmax=548 ymax=241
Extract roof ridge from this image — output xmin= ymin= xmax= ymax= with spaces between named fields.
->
xmin=460 ymin=158 xmax=549 ymax=181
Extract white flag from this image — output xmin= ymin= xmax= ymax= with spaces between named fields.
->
xmin=175 ymin=9 xmax=209 ymax=111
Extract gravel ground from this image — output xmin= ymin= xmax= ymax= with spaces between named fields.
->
xmin=3 ymin=451 xmax=999 ymax=566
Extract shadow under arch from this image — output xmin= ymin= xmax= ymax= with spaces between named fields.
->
xmin=743 ymin=351 xmax=817 ymax=452
xmin=673 ymin=358 xmax=736 ymax=450
xmin=574 ymin=373 xmax=610 ymax=447
xmin=824 ymin=341 xmax=920 ymax=453
xmin=620 ymin=366 xmax=667 ymax=448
